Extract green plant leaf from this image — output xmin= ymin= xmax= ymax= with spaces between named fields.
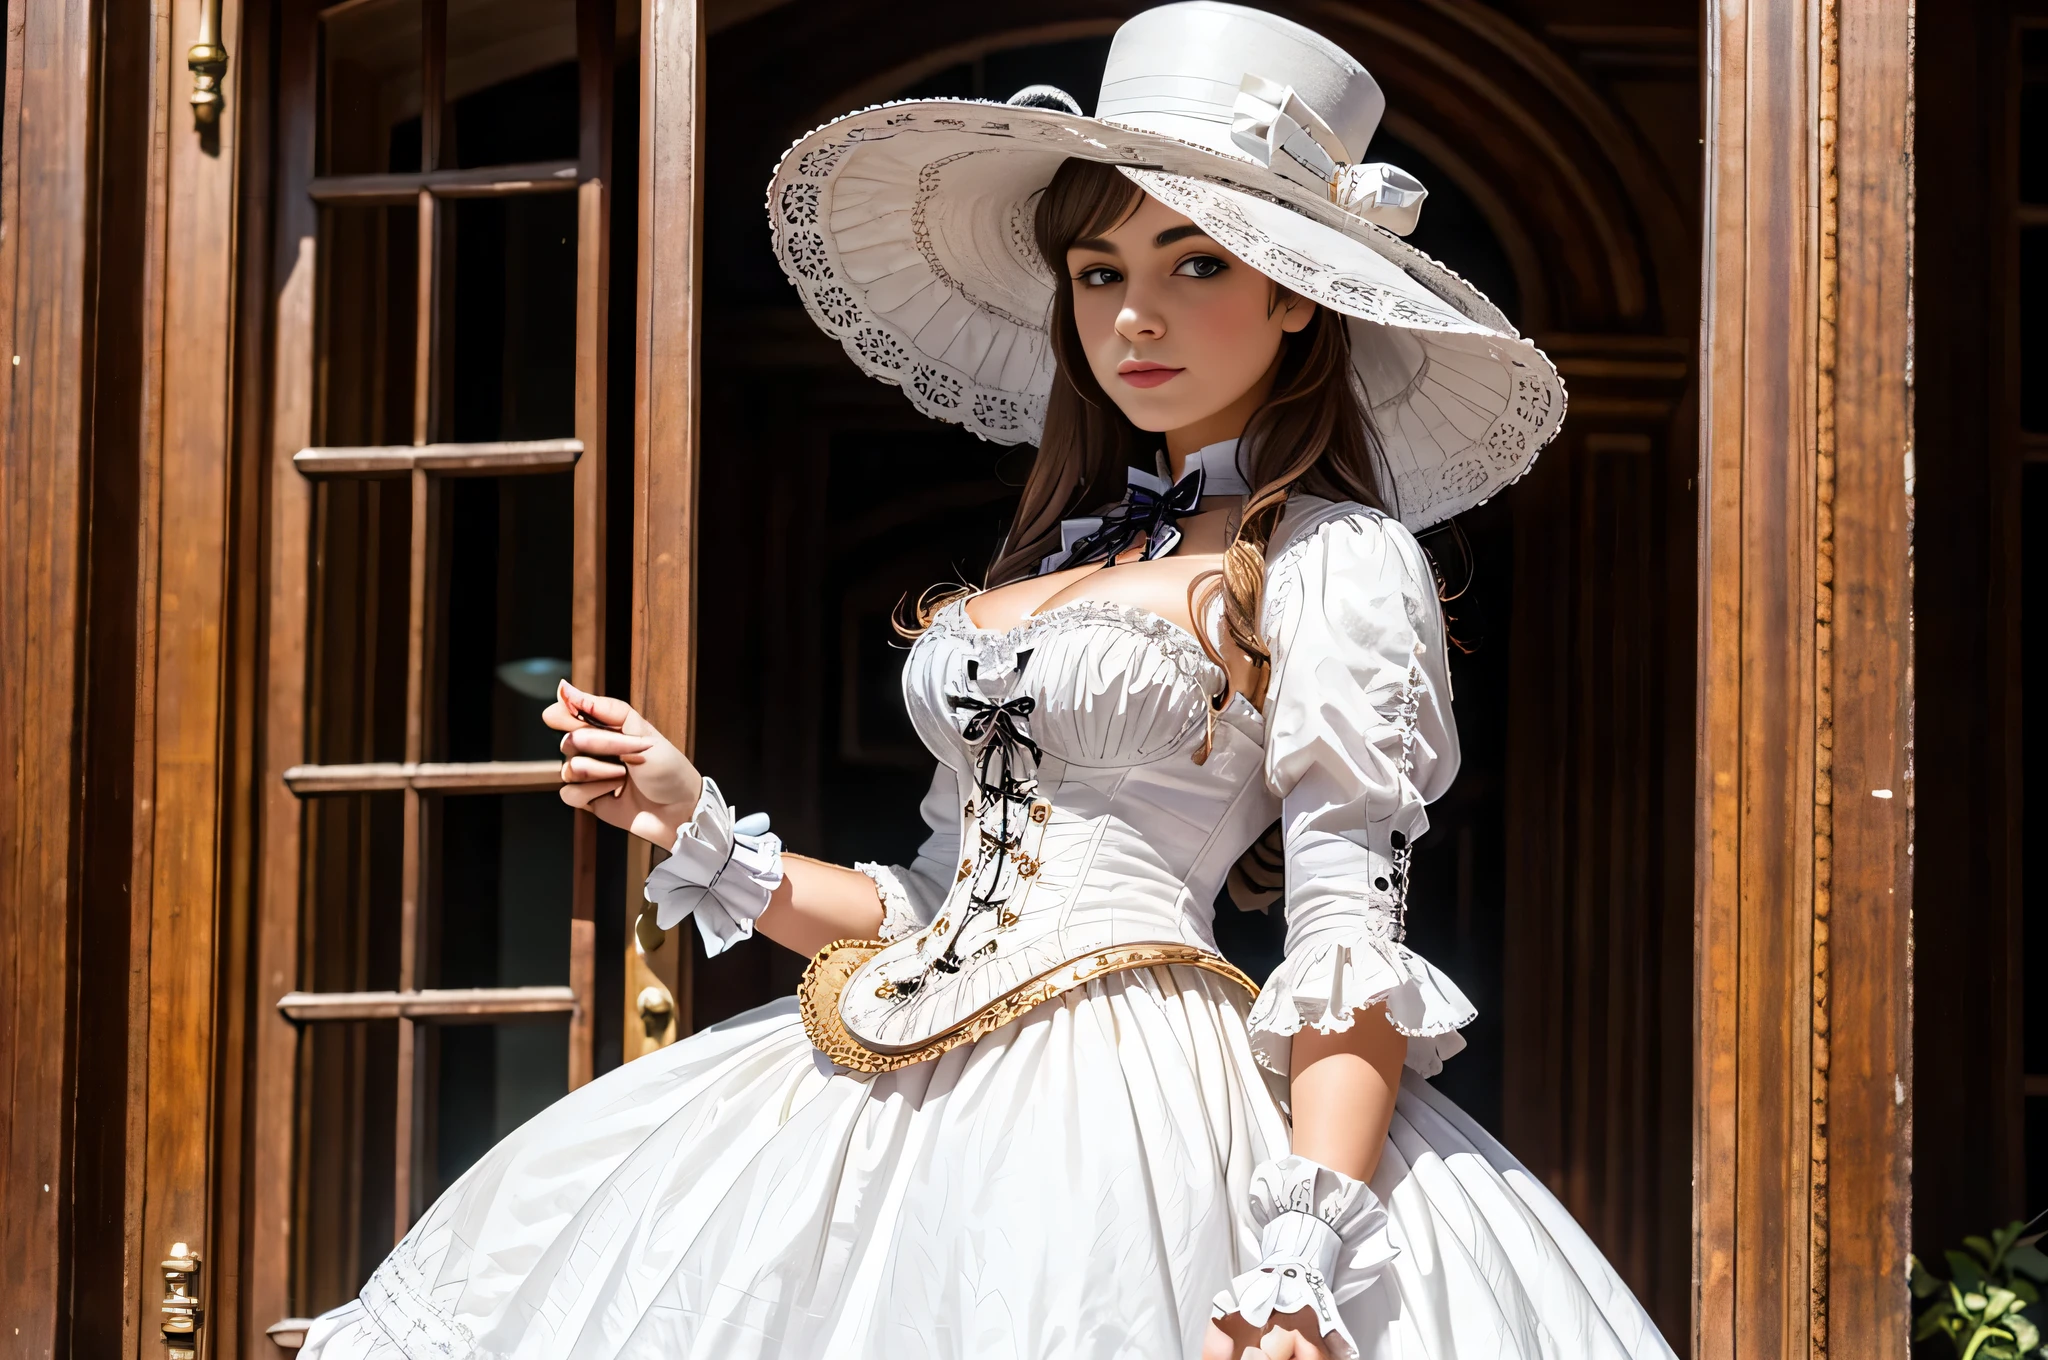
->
xmin=2007 ymin=1244 xmax=2048 ymax=1282
xmin=1917 ymin=1256 xmax=1949 ymax=1298
xmin=1986 ymin=1287 xmax=2018 ymax=1321
xmin=1954 ymin=1252 xmax=1993 ymax=1290
xmin=1971 ymin=1237 xmax=2001 ymax=1265
xmin=2011 ymin=1278 xmax=2040 ymax=1306
xmin=2006 ymin=1313 xmax=2039 ymax=1354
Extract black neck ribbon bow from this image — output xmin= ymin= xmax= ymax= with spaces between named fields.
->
xmin=1047 ymin=466 xmax=1205 ymax=573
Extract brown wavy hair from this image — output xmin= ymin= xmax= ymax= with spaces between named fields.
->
xmin=982 ymin=158 xmax=1392 ymax=709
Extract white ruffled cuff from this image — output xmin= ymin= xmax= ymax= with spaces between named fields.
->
xmin=1248 ymin=930 xmax=1476 ymax=1079
xmin=1211 ymin=1156 xmax=1399 ymax=1360
xmin=855 ymin=862 xmax=927 ymax=941
xmin=643 ymin=777 xmax=784 ymax=956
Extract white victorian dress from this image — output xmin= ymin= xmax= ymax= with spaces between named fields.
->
xmin=304 ymin=489 xmax=1678 ymax=1360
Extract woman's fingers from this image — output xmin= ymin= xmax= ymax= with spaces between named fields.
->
xmin=557 ymin=727 xmax=655 ymax=759
xmin=561 ymin=754 xmax=634 ymax=784
xmin=558 ymin=775 xmax=624 ymax=809
xmin=554 ymin=680 xmax=644 ymax=734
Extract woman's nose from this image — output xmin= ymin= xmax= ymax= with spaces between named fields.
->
xmin=1115 ymin=301 xmax=1165 ymax=343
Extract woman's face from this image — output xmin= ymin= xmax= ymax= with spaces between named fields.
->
xmin=1064 ymin=191 xmax=1313 ymax=448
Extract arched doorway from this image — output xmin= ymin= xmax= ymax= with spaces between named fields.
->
xmin=689 ymin=1 xmax=1699 ymax=1332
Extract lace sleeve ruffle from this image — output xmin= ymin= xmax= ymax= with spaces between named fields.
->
xmin=1246 ymin=930 xmax=1475 ymax=1078
xmin=855 ymin=862 xmax=928 ymax=941
xmin=643 ymin=776 xmax=785 ymax=956
xmin=1211 ymin=1155 xmax=1399 ymax=1360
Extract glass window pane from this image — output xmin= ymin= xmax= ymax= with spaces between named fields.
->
xmin=2024 ymin=75 xmax=2048 ymax=206
xmin=426 ymin=791 xmax=574 ymax=1193
xmin=448 ymin=196 xmax=579 ymax=443
xmin=445 ymin=0 xmax=578 ymax=168
xmin=319 ymin=203 xmax=419 ymax=448
xmin=2024 ymin=227 xmax=2048 ymax=432
xmin=2023 ymin=27 xmax=2048 ymax=206
xmin=428 ymin=1019 xmax=568 ymax=1198
xmin=299 ymin=1019 xmax=400 ymax=1314
xmin=297 ymin=791 xmax=406 ymax=1312
xmin=433 ymin=793 xmax=575 ymax=989
xmin=311 ymin=482 xmax=413 ymax=766
xmin=321 ymin=0 xmax=423 ymax=176
xmin=439 ymin=476 xmax=575 ymax=763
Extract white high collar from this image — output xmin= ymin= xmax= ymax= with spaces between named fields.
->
xmin=1157 ymin=439 xmax=1252 ymax=497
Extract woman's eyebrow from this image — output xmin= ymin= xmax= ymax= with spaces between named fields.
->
xmin=1070 ymin=236 xmax=1120 ymax=255
xmin=1154 ymin=224 xmax=1211 ymax=247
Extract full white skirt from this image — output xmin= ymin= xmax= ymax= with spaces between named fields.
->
xmin=304 ymin=967 xmax=1674 ymax=1360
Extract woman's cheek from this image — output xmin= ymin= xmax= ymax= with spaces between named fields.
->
xmin=1191 ymin=287 xmax=1278 ymax=383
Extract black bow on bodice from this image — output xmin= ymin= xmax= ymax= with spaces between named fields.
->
xmin=1046 ymin=467 xmax=1205 ymax=573
xmin=947 ymin=692 xmax=1041 ymax=804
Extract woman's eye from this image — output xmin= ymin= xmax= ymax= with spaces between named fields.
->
xmin=1173 ymin=255 xmax=1227 ymax=279
xmin=1075 ymin=265 xmax=1122 ymax=287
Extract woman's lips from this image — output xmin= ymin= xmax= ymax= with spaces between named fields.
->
xmin=1117 ymin=361 xmax=1183 ymax=390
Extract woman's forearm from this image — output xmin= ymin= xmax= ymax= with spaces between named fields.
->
xmin=751 ymin=854 xmax=888 ymax=958
xmin=1286 ymin=1002 xmax=1408 ymax=1181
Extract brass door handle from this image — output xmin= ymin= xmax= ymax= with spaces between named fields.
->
xmin=187 ymin=0 xmax=226 ymax=124
xmin=636 ymin=985 xmax=674 ymax=1040
xmin=161 ymin=1243 xmax=202 ymax=1358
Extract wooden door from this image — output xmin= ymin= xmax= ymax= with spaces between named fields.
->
xmin=243 ymin=0 xmax=634 ymax=1338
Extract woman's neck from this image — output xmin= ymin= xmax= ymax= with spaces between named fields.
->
xmin=1163 ymin=357 xmax=1282 ymax=476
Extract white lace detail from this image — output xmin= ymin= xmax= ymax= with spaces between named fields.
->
xmin=923 ymin=598 xmax=1224 ymax=689
xmin=856 ymin=862 xmax=927 ymax=942
xmin=359 ymin=1232 xmax=477 ymax=1356
xmin=1211 ymin=1156 xmax=1398 ymax=1360
xmin=767 ymin=105 xmax=1063 ymax=446
xmin=1387 ymin=660 xmax=1425 ymax=941
xmin=764 ymin=101 xmax=1566 ymax=531
xmin=1129 ymin=170 xmax=1564 ymax=527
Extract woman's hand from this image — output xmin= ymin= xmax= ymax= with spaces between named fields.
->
xmin=543 ymin=680 xmax=704 ymax=848
xmin=1202 ymin=1309 xmax=1330 ymax=1359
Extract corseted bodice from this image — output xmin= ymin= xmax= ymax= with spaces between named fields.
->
xmin=837 ymin=599 xmax=1285 ymax=1054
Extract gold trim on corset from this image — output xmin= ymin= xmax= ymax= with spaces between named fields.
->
xmin=798 ymin=939 xmax=1260 ymax=1074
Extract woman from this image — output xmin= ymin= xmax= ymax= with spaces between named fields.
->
xmin=305 ymin=5 xmax=1669 ymax=1357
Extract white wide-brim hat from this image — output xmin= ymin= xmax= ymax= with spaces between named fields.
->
xmin=766 ymin=1 xmax=1566 ymax=531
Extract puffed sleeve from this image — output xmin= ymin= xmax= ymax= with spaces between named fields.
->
xmin=1248 ymin=505 xmax=1477 ymax=1079
xmin=855 ymin=763 xmax=962 ymax=941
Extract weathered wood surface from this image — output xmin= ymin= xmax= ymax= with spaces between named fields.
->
xmin=0 ymin=0 xmax=99 ymax=1345
xmin=278 ymin=987 xmax=580 ymax=1021
xmin=294 ymin=438 xmax=585 ymax=475
xmin=1697 ymin=0 xmax=1913 ymax=1354
xmin=626 ymin=0 xmax=705 ymax=1056
xmin=246 ymin=0 xmax=323 ymax=1343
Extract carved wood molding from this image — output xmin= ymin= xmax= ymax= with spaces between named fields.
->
xmin=1696 ymin=0 xmax=1912 ymax=1351
xmin=718 ymin=0 xmax=1690 ymax=339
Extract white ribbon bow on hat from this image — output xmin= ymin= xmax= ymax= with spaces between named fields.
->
xmin=1230 ymin=73 xmax=1428 ymax=235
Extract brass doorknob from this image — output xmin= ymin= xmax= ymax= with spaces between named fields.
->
xmin=636 ymin=984 xmax=674 ymax=1040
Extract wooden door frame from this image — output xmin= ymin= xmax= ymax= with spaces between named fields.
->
xmin=1695 ymin=0 xmax=1914 ymax=1353
xmin=0 ymin=0 xmax=1923 ymax=1349
xmin=0 ymin=0 xmax=258 ymax=1354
